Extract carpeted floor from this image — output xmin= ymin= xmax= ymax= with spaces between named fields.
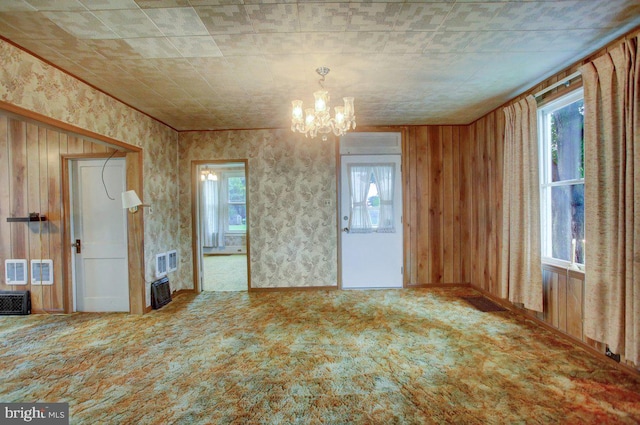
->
xmin=202 ymin=254 xmax=247 ymax=292
xmin=1 ymin=287 xmax=639 ymax=424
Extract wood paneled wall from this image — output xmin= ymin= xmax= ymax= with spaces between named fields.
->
xmin=0 ymin=114 xmax=113 ymax=312
xmin=404 ymin=125 xmax=469 ymax=286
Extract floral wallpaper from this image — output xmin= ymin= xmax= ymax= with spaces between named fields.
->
xmin=0 ymin=40 xmax=181 ymax=307
xmin=178 ymin=130 xmax=338 ymax=289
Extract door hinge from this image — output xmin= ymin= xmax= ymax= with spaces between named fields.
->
xmin=401 ymin=266 xmax=403 ymax=275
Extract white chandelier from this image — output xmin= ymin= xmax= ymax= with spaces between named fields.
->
xmin=291 ymin=67 xmax=356 ymax=141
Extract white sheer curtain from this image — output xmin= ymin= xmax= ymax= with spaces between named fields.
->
xmin=348 ymin=165 xmax=373 ymax=233
xmin=200 ymin=180 xmax=218 ymax=248
xmin=372 ymin=163 xmax=395 ymax=233
xmin=201 ymin=179 xmax=224 ymax=248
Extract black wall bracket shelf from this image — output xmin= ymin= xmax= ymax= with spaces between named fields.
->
xmin=6 ymin=214 xmax=47 ymax=223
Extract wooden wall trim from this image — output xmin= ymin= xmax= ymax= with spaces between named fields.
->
xmin=406 ymin=283 xmax=470 ymax=289
xmin=0 ymin=102 xmax=142 ymax=153
xmin=249 ymin=286 xmax=338 ymax=293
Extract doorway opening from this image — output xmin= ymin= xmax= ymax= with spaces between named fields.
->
xmin=195 ymin=161 xmax=249 ymax=292
xmin=339 ymin=132 xmax=403 ymax=289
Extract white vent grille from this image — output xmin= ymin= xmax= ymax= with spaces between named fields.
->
xmin=340 ymin=132 xmax=402 ymax=155
xmin=156 ymin=253 xmax=167 ymax=278
xmin=5 ymin=260 xmax=27 ymax=285
xmin=31 ymin=260 xmax=53 ymax=285
xmin=167 ymin=250 xmax=177 ymax=273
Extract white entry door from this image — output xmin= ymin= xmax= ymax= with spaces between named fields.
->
xmin=71 ymin=158 xmax=129 ymax=312
xmin=340 ymin=154 xmax=403 ymax=288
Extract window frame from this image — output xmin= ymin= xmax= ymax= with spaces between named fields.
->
xmin=537 ymin=87 xmax=585 ymax=269
xmin=224 ymin=171 xmax=246 ymax=234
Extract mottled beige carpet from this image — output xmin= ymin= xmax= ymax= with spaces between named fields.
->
xmin=202 ymin=254 xmax=247 ymax=292
xmin=1 ymin=287 xmax=639 ymax=424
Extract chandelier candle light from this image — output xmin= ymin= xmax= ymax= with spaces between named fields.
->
xmin=291 ymin=67 xmax=356 ymax=141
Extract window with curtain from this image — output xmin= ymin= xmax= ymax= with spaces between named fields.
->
xmin=348 ymin=163 xmax=395 ymax=233
xmin=226 ymin=173 xmax=246 ymax=233
xmin=538 ymin=88 xmax=585 ymax=266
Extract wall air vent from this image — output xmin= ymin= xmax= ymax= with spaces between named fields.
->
xmin=167 ymin=250 xmax=177 ymax=273
xmin=156 ymin=253 xmax=167 ymax=278
xmin=31 ymin=260 xmax=53 ymax=285
xmin=5 ymin=260 xmax=27 ymax=285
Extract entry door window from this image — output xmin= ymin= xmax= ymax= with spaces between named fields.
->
xmin=348 ymin=163 xmax=395 ymax=233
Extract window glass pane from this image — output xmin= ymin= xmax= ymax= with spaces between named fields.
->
xmin=550 ymin=99 xmax=584 ymax=182
xmin=228 ymin=204 xmax=246 ymax=232
xmin=228 ymin=177 xmax=246 ymax=202
xmin=366 ymin=176 xmax=379 ymax=228
xmin=550 ymin=184 xmax=585 ymax=263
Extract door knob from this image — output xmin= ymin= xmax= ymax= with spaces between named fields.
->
xmin=72 ymin=239 xmax=81 ymax=254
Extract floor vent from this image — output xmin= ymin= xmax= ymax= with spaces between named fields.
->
xmin=151 ymin=277 xmax=171 ymax=310
xmin=0 ymin=290 xmax=31 ymax=315
xmin=461 ymin=296 xmax=507 ymax=312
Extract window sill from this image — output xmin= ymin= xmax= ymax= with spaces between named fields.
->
xmin=541 ymin=258 xmax=585 ymax=277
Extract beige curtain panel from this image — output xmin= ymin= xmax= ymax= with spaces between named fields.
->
xmin=500 ymin=95 xmax=543 ymax=312
xmin=581 ymin=35 xmax=639 ymax=366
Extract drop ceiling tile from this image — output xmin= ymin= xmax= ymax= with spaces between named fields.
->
xmin=25 ymin=0 xmax=85 ymax=11
xmin=299 ymin=32 xmax=347 ymax=54
xmin=213 ymin=33 xmax=262 ymax=56
xmin=0 ymin=1 xmax=35 ymax=12
xmin=424 ymin=31 xmax=471 ymax=52
xmin=0 ymin=11 xmax=75 ymax=39
xmin=506 ymin=30 xmax=570 ymax=53
xmin=124 ymin=37 xmax=183 ymax=58
xmin=297 ymin=3 xmax=350 ymax=32
xmin=81 ymin=39 xmax=144 ymax=59
xmin=488 ymin=1 xmax=583 ymax=31
xmin=189 ymin=0 xmax=242 ymax=5
xmin=243 ymin=0 xmax=295 ymax=4
xmin=168 ymin=36 xmax=223 ymax=57
xmin=147 ymin=57 xmax=196 ymax=73
xmin=0 ymin=15 xmax=30 ymax=38
xmin=394 ymin=3 xmax=453 ymax=32
xmin=135 ymin=0 xmax=190 ymax=7
xmin=144 ymin=7 xmax=208 ymax=36
xmin=244 ymin=3 xmax=298 ymax=33
xmin=463 ymin=31 xmax=515 ymax=53
xmin=45 ymin=37 xmax=108 ymax=60
xmin=347 ymin=3 xmax=401 ymax=32
xmin=108 ymin=58 xmax=163 ymax=78
xmin=342 ymin=32 xmax=389 ymax=54
xmin=43 ymin=11 xmax=119 ymax=39
xmin=195 ymin=5 xmax=253 ymax=34
xmin=93 ymin=9 xmax=162 ymax=38
xmin=572 ymin=0 xmax=640 ymax=28
xmin=258 ymin=32 xmax=302 ymax=55
xmin=80 ymin=0 xmax=139 ymax=10
xmin=75 ymin=57 xmax=127 ymax=75
xmin=10 ymin=38 xmax=66 ymax=62
xmin=549 ymin=29 xmax=605 ymax=52
xmin=440 ymin=2 xmax=503 ymax=32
